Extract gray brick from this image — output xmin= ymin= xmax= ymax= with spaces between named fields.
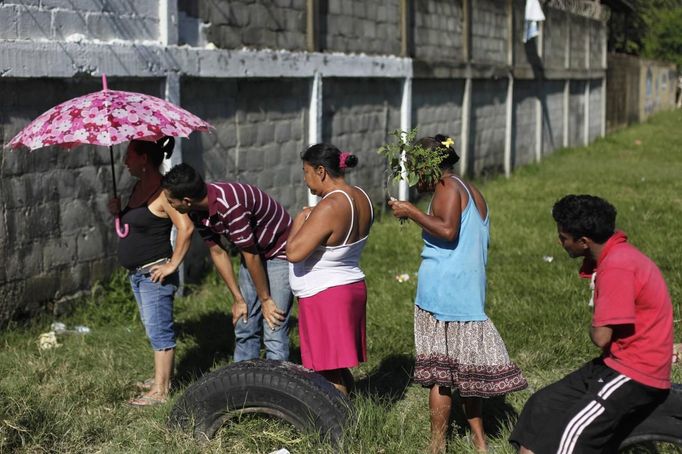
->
xmin=17 ymin=7 xmax=52 ymax=40
xmin=274 ymin=123 xmax=291 ymax=144
xmin=0 ymin=5 xmax=19 ymax=40
xmin=76 ymin=228 xmax=106 ymax=261
xmin=256 ymin=123 xmax=275 ymax=145
xmin=86 ymin=13 xmax=158 ymax=41
xmin=6 ymin=243 xmax=42 ymax=281
xmin=42 ymin=236 xmax=77 ymax=268
xmin=53 ymin=9 xmax=88 ymax=40
xmin=41 ymin=0 xmax=103 ymax=12
xmin=60 ymin=199 xmax=96 ymax=234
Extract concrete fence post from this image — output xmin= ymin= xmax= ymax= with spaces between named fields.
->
xmin=399 ymin=77 xmax=412 ymax=201
xmin=307 ymin=71 xmax=322 ymax=207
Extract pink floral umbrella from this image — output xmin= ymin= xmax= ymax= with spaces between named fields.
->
xmin=6 ymin=75 xmax=212 ymax=237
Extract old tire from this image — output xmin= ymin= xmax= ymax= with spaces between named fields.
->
xmin=169 ymin=359 xmax=351 ymax=445
xmin=618 ymin=384 xmax=682 ymax=452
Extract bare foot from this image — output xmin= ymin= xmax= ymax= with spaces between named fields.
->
xmin=429 ymin=437 xmax=446 ymax=454
xmin=471 ymin=433 xmax=488 ymax=452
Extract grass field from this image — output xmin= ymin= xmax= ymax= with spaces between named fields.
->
xmin=1 ymin=110 xmax=681 ymax=453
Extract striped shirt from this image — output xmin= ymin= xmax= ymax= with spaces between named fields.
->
xmin=190 ymin=182 xmax=291 ymax=260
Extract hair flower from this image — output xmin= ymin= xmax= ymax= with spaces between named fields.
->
xmin=441 ymin=137 xmax=454 ymax=148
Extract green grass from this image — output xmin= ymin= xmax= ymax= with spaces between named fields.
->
xmin=2 ymin=110 xmax=682 ymax=453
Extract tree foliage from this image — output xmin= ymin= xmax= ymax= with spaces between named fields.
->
xmin=609 ymin=0 xmax=682 ymax=66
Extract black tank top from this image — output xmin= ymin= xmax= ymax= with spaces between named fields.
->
xmin=117 ymin=186 xmax=173 ymax=270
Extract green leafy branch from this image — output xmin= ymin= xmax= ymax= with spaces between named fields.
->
xmin=377 ymin=128 xmax=448 ymax=188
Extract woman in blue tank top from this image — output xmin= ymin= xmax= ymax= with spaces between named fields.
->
xmin=388 ymin=134 xmax=527 ymax=453
xmin=107 ymin=137 xmax=194 ymax=407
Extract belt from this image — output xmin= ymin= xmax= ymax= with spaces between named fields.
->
xmin=135 ymin=257 xmax=170 ymax=275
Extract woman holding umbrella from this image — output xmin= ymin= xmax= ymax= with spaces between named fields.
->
xmin=108 ymin=137 xmax=193 ymax=406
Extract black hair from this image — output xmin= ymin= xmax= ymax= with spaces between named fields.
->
xmin=552 ymin=194 xmax=617 ymax=243
xmin=301 ymin=143 xmax=358 ymax=178
xmin=415 ymin=134 xmax=459 ymax=169
xmin=130 ymin=136 xmax=175 ymax=169
xmin=160 ymin=163 xmax=207 ymax=200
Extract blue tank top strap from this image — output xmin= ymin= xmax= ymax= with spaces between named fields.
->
xmin=323 ymin=189 xmax=354 ymax=245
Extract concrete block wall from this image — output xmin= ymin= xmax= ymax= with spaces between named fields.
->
xmin=0 ymin=0 xmax=610 ymax=323
xmin=512 ymin=80 xmax=537 ymax=167
xmin=412 ymin=0 xmax=464 ymax=64
xmin=412 ymin=79 xmax=464 ymax=140
xmin=589 ymin=20 xmax=605 ymax=69
xmin=322 ymin=78 xmax=402 ymax=202
xmin=200 ymin=0 xmax=307 ymax=51
xmin=543 ymin=7 xmax=568 ymax=70
xmin=541 ymin=80 xmax=565 ymax=154
xmin=0 ymin=0 xmax=160 ymax=42
xmin=569 ymin=16 xmax=588 ymax=69
xmin=0 ymin=77 xmax=162 ymax=321
xmin=322 ymin=0 xmax=401 ymax=55
xmin=471 ymin=0 xmax=508 ymax=65
xmin=181 ymin=77 xmax=308 ymax=212
xmin=568 ymin=80 xmax=587 ymax=147
xmin=469 ymin=79 xmax=508 ymax=175
xmin=589 ymin=80 xmax=602 ymax=142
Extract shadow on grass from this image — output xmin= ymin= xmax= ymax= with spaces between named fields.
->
xmin=174 ymin=310 xmax=234 ymax=386
xmin=354 ymin=354 xmax=519 ymax=438
xmin=354 ymin=354 xmax=415 ymax=403
xmin=174 ymin=313 xmax=304 ymax=386
xmin=450 ymin=394 xmax=519 ymax=439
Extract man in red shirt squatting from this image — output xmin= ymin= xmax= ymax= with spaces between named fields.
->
xmin=510 ymin=194 xmax=673 ymax=453
xmin=161 ymin=163 xmax=293 ymax=362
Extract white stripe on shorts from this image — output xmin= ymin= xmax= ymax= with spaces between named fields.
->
xmin=556 ymin=374 xmax=631 ymax=454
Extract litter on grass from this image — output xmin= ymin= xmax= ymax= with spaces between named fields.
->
xmin=51 ymin=321 xmax=91 ymax=335
xmin=38 ymin=332 xmax=61 ymax=350
xmin=542 ymin=255 xmax=554 ymax=263
xmin=395 ymin=273 xmax=410 ymax=283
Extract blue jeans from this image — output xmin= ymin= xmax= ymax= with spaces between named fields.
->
xmin=234 ymin=258 xmax=293 ymax=361
xmin=129 ymin=271 xmax=178 ymax=351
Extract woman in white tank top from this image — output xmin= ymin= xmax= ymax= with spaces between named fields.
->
xmin=286 ymin=143 xmax=374 ymax=395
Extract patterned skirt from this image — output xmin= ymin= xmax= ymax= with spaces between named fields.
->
xmin=414 ymin=305 xmax=528 ymax=397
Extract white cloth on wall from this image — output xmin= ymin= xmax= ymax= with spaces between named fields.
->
xmin=524 ymin=0 xmax=545 ymax=43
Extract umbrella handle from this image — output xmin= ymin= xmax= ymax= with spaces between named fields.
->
xmin=115 ymin=216 xmax=129 ymax=238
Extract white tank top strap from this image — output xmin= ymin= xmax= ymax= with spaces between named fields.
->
xmin=354 ymin=186 xmax=374 ymax=223
xmin=323 ymin=189 xmax=354 ymax=245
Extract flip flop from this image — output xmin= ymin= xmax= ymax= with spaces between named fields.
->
xmin=127 ymin=392 xmax=167 ymax=407
xmin=134 ymin=377 xmax=155 ymax=391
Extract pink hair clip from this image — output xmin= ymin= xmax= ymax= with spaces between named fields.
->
xmin=339 ymin=151 xmax=351 ymax=169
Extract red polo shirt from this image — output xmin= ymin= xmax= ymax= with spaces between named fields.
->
xmin=581 ymin=231 xmax=673 ymax=389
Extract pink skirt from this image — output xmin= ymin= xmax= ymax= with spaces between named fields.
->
xmin=298 ymin=280 xmax=367 ymax=371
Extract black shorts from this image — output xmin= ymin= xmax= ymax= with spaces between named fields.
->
xmin=509 ymin=358 xmax=668 ymax=454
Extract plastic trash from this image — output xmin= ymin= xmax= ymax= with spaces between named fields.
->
xmin=268 ymin=449 xmax=291 ymax=454
xmin=73 ymin=325 xmax=91 ymax=334
xmin=49 ymin=322 xmax=91 ymax=335
xmin=395 ymin=273 xmax=410 ymax=283
xmin=51 ymin=322 xmax=67 ymax=334
xmin=38 ymin=332 xmax=61 ymax=350
xmin=542 ymin=255 xmax=554 ymax=263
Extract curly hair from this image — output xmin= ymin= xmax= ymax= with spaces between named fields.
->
xmin=160 ymin=163 xmax=207 ymax=200
xmin=551 ymin=194 xmax=616 ymax=243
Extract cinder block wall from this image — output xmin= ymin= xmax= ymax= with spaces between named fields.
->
xmin=0 ymin=0 xmax=610 ymax=323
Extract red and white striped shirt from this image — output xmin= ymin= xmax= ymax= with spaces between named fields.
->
xmin=190 ymin=183 xmax=291 ymax=260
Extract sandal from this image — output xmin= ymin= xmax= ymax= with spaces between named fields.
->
xmin=127 ymin=392 xmax=167 ymax=407
xmin=134 ymin=377 xmax=155 ymax=391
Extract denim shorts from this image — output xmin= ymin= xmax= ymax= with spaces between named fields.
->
xmin=129 ymin=271 xmax=178 ymax=351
